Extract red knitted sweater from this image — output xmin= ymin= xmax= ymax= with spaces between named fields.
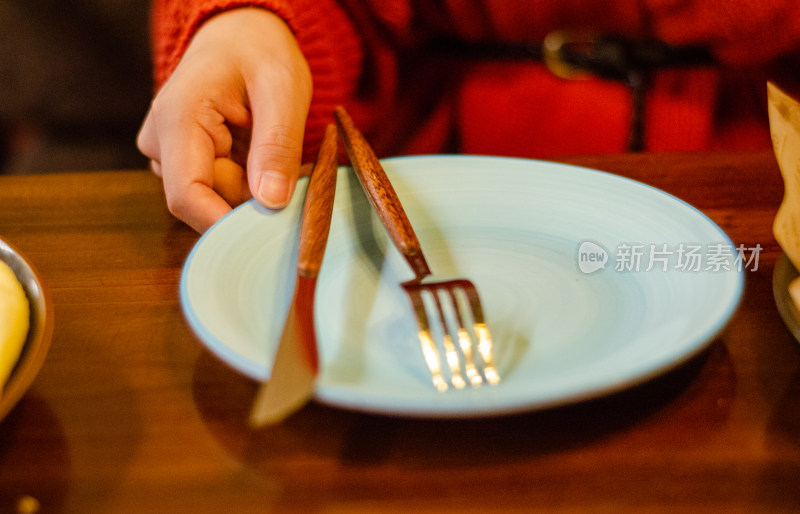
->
xmin=151 ymin=0 xmax=800 ymax=162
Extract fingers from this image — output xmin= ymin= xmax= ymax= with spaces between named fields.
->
xmin=137 ymin=49 xmax=247 ymax=232
xmin=213 ymin=157 xmax=251 ymax=207
xmin=159 ymin=119 xmax=233 ymax=233
xmin=139 ymin=123 xmax=234 ymax=232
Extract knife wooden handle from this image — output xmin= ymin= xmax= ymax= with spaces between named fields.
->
xmin=334 ymin=106 xmax=431 ymax=280
xmin=297 ymin=123 xmax=338 ymax=277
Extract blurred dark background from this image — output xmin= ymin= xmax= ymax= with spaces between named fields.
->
xmin=0 ymin=1 xmax=152 ymax=174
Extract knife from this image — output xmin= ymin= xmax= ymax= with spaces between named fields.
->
xmin=249 ymin=123 xmax=338 ymax=427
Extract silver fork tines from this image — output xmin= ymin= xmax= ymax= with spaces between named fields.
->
xmin=334 ymin=105 xmax=501 ymax=393
xmin=404 ymin=279 xmax=500 ymax=391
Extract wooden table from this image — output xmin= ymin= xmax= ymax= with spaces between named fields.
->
xmin=0 ymin=150 xmax=798 ymax=512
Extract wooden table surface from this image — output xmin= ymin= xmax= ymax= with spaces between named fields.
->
xmin=0 ymin=150 xmax=798 ymax=513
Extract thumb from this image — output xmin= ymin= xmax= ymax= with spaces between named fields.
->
xmin=241 ymin=10 xmax=311 ymax=209
xmin=249 ymin=126 xmax=302 ymax=209
xmin=247 ymin=86 xmax=309 ymax=209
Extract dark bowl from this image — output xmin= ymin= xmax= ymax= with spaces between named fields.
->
xmin=0 ymin=237 xmax=53 ymax=421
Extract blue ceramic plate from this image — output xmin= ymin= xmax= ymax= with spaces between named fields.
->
xmin=181 ymin=156 xmax=743 ymax=417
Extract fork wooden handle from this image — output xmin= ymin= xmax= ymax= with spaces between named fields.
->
xmin=297 ymin=123 xmax=338 ymax=277
xmin=334 ymin=106 xmax=431 ymax=280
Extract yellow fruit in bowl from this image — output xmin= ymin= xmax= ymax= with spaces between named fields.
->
xmin=0 ymin=259 xmax=29 ymax=395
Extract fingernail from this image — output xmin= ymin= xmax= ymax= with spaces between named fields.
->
xmin=257 ymin=171 xmax=291 ymax=207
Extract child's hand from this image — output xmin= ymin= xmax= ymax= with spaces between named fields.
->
xmin=137 ymin=8 xmax=312 ymax=232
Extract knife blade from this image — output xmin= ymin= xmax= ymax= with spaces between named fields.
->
xmin=249 ymin=123 xmax=338 ymax=427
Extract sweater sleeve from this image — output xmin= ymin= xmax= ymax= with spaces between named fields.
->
xmin=643 ymin=0 xmax=800 ymax=66
xmin=150 ymin=0 xmax=364 ymax=162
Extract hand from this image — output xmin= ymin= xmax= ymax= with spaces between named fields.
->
xmin=137 ymin=8 xmax=312 ymax=232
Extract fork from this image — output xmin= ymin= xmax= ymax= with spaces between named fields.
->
xmin=334 ymin=106 xmax=500 ymax=391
